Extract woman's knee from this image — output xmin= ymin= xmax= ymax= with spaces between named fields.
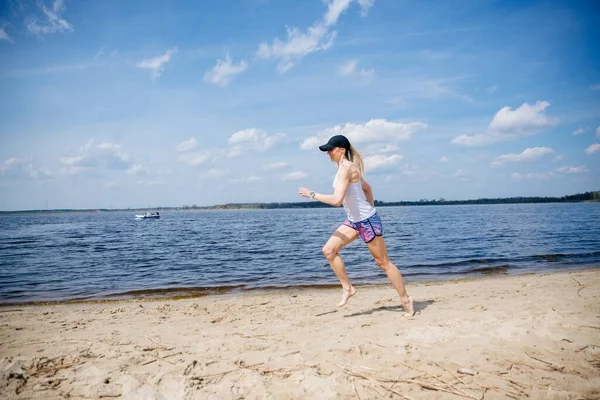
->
xmin=322 ymin=245 xmax=337 ymax=260
xmin=374 ymin=258 xmax=392 ymax=271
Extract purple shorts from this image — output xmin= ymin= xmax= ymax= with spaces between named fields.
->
xmin=343 ymin=212 xmax=383 ymax=243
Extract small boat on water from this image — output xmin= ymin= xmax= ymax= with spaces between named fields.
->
xmin=135 ymin=212 xmax=160 ymax=219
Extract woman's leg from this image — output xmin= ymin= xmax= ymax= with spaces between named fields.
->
xmin=322 ymin=224 xmax=359 ymax=306
xmin=366 ymin=236 xmax=414 ymax=316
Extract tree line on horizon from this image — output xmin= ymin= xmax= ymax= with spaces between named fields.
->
xmin=198 ymin=190 xmax=600 ymax=210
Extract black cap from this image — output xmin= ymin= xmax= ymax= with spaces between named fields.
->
xmin=319 ymin=135 xmax=351 ymax=152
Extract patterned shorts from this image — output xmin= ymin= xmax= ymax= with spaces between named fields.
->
xmin=343 ymin=212 xmax=384 ymax=243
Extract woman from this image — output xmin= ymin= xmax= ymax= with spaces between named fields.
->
xmin=299 ymin=134 xmax=414 ymax=316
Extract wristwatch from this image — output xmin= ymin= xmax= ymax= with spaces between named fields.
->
xmin=309 ymin=191 xmax=316 ymax=199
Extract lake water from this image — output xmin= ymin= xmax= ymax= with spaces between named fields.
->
xmin=1 ymin=203 xmax=599 ymax=304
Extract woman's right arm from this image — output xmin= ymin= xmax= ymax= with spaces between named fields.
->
xmin=298 ymin=164 xmax=350 ymax=206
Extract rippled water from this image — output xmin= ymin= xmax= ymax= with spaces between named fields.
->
xmin=1 ymin=203 xmax=599 ymax=303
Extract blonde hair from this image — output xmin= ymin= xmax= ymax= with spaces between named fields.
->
xmin=346 ymin=144 xmax=364 ymax=178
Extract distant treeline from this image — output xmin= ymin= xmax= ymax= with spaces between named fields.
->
xmin=2 ymin=191 xmax=599 ymax=214
xmin=201 ymin=191 xmax=600 ymax=210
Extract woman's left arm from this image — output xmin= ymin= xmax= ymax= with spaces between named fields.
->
xmin=362 ymin=179 xmax=375 ymax=207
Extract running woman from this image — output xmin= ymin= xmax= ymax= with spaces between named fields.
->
xmin=299 ymin=134 xmax=414 ymax=316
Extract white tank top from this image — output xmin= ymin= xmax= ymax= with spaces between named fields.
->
xmin=333 ymin=162 xmax=377 ymax=222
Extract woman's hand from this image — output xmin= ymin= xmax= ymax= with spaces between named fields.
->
xmin=298 ymin=187 xmax=312 ymax=198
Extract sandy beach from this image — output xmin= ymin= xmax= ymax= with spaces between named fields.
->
xmin=1 ymin=268 xmax=599 ymax=399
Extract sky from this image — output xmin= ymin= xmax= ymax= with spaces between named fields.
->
xmin=0 ymin=0 xmax=599 ymax=211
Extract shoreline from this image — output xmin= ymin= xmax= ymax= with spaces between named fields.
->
xmin=1 ymin=268 xmax=599 ymax=398
xmin=2 ymin=265 xmax=598 ymax=308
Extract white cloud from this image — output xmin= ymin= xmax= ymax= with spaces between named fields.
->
xmin=363 ymin=144 xmax=398 ymax=154
xmin=359 ymin=68 xmax=375 ymax=80
xmin=256 ymin=25 xmax=335 ymax=73
xmin=59 ymin=155 xmax=84 ymax=166
xmin=59 ymin=140 xmax=132 ymax=174
xmin=357 ymin=0 xmax=375 ymax=16
xmin=401 ymin=164 xmax=418 ymax=176
xmin=203 ymin=54 xmax=249 ymax=87
xmin=264 ymin=161 xmax=288 ymax=171
xmin=572 ymin=127 xmax=585 ymax=135
xmin=179 ymin=152 xmax=212 ymax=166
xmin=234 ymin=175 xmax=262 ymax=184
xmin=452 ymin=101 xmax=556 ymax=146
xmin=201 ymin=169 xmax=229 ymax=179
xmin=282 ymin=171 xmax=307 ymax=181
xmin=29 ymin=166 xmax=53 ymax=180
xmin=0 ymin=158 xmax=24 ymax=174
xmin=490 ymin=147 xmax=554 ymax=166
xmin=256 ymin=0 xmax=362 ymax=72
xmin=301 ymin=119 xmax=427 ymax=150
xmin=94 ymin=47 xmax=105 ymax=59
xmin=176 ymin=137 xmax=198 ymax=152
xmin=0 ymin=27 xmax=12 ymax=42
xmin=454 ymin=169 xmax=465 ymax=177
xmin=590 ymin=84 xmax=600 ymax=91
xmin=137 ymin=47 xmax=178 ymax=80
xmin=364 ymin=154 xmax=403 ymax=171
xmin=26 ymin=0 xmax=72 ymax=36
xmin=337 ymin=59 xmax=374 ymax=81
xmin=553 ymin=155 xmax=563 ymax=162
xmin=338 ymin=60 xmax=357 ymax=77
xmin=224 ymin=148 xmax=243 ymax=158
xmin=511 ymin=172 xmax=553 ymax=180
xmin=556 ymin=165 xmax=588 ymax=174
xmin=489 ymin=101 xmax=555 ymax=133
xmin=126 ymin=164 xmax=146 ymax=175
xmin=96 ymin=142 xmax=121 ymax=151
xmin=93 ymin=46 xmax=117 ymax=60
xmin=0 ymin=158 xmax=54 ymax=181
xmin=585 ymin=143 xmax=600 ymax=155
xmin=485 ymin=85 xmax=498 ymax=94
xmin=227 ymin=128 xmax=284 ymax=156
xmin=380 ymin=164 xmax=420 ymax=180
xmin=439 ymin=156 xmax=450 ymax=162
xmin=323 ymin=0 xmax=352 ymax=26
xmin=451 ymin=134 xmax=496 ymax=147
xmin=378 ymin=145 xmax=398 ymax=153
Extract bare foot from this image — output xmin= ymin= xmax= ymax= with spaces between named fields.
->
xmin=402 ymin=296 xmax=415 ymax=317
xmin=337 ymin=286 xmax=357 ymax=307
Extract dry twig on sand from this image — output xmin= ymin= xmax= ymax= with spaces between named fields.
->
xmin=570 ymin=276 xmax=587 ymax=299
xmin=400 ymin=362 xmax=480 ymax=399
xmin=235 ymin=333 xmax=271 ymax=340
xmin=505 ymin=358 xmax=536 ymax=370
xmin=479 ymin=371 xmax=546 ymax=389
xmin=581 ymin=325 xmax=600 ymax=330
xmin=352 ymin=380 xmax=361 ymax=400
xmin=332 ymin=362 xmax=480 ymax=399
xmin=523 ymin=351 xmax=580 ymax=375
xmin=26 ymin=355 xmax=84 ymax=378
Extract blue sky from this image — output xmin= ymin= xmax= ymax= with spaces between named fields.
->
xmin=0 ymin=0 xmax=599 ymax=211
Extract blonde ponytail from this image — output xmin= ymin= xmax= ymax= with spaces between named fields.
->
xmin=347 ymin=144 xmax=364 ymax=178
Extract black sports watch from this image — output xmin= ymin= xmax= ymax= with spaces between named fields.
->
xmin=309 ymin=191 xmax=316 ymax=199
